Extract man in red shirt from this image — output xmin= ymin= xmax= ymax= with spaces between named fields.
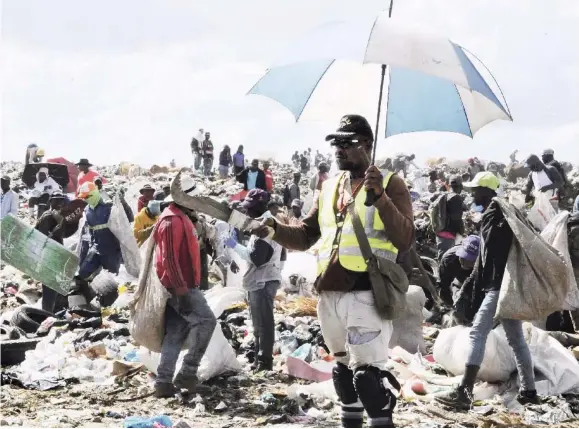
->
xmin=152 ymin=173 xmax=217 ymax=398
xmin=137 ymin=184 xmax=155 ymax=212
xmin=263 ymin=161 xmax=274 ymax=193
xmin=76 ymin=159 xmax=106 ymax=195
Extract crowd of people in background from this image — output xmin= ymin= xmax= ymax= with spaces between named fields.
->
xmin=2 ymin=123 xmax=579 ymax=420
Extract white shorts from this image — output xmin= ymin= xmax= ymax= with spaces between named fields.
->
xmin=317 ymin=290 xmax=393 ymax=370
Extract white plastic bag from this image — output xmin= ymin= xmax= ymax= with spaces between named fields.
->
xmin=128 ymin=238 xmax=170 ymax=352
xmin=108 ymin=195 xmax=141 ymax=277
xmin=540 ymin=211 xmax=579 ymax=310
xmin=527 ymin=192 xmax=557 ymax=231
xmin=515 ymin=323 xmax=579 ymax=395
xmin=137 ymin=286 xmax=244 ymax=381
xmin=433 ymin=325 xmax=516 ymax=382
xmin=390 ymin=286 xmax=426 ymax=354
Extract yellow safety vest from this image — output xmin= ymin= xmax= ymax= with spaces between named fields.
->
xmin=317 ymin=171 xmax=398 ymax=275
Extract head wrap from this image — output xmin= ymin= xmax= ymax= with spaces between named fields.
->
xmin=147 ymin=200 xmax=162 ymax=216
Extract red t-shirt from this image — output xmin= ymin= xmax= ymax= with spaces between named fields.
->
xmin=77 ymin=170 xmax=107 ymax=195
xmin=264 ymin=169 xmax=274 ymax=192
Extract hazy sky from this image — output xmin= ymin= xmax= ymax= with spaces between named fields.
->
xmin=2 ymin=0 xmax=578 ymax=167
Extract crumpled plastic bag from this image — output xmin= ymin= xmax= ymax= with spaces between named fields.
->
xmin=494 ymin=198 xmax=570 ymax=321
xmin=521 ymin=322 xmax=579 ymax=395
xmin=128 ymin=238 xmax=170 ymax=352
xmin=109 ymin=195 xmax=141 ymax=277
xmin=540 ymin=211 xmax=579 ymax=310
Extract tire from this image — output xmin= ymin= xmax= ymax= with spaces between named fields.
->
xmin=11 ymin=305 xmax=54 ymax=334
xmin=1 ymin=338 xmax=43 ymax=366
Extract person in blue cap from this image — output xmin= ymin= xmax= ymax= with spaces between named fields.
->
xmin=437 ymin=235 xmax=480 ymax=306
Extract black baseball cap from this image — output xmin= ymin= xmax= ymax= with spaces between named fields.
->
xmin=325 ymin=114 xmax=374 ymax=142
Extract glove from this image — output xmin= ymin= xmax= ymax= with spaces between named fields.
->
xmin=524 ymin=194 xmax=533 ymax=203
xmin=224 ymin=235 xmax=237 ymax=249
xmin=230 ymin=260 xmax=240 ymax=274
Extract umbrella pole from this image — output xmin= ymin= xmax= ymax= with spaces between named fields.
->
xmin=364 ymin=64 xmax=387 ymax=207
xmin=371 ymin=64 xmax=387 ymax=165
xmin=364 ymin=0 xmax=394 ymax=207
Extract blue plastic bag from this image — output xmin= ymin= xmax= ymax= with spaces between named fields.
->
xmin=123 ymin=415 xmax=172 ymax=428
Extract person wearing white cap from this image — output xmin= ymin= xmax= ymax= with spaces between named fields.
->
xmin=29 ymin=167 xmax=62 ymax=218
xmin=436 ymin=171 xmax=538 ymax=410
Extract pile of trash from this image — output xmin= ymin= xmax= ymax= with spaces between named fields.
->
xmin=2 ymin=158 xmax=579 ymax=428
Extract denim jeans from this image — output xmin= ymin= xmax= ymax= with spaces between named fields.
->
xmin=157 ymin=288 xmax=217 ymax=384
xmin=247 ymin=281 xmax=279 ymax=364
xmin=466 ymin=290 xmax=535 ymax=390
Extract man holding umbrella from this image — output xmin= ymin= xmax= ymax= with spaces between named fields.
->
xmin=252 ymin=115 xmax=414 ymax=428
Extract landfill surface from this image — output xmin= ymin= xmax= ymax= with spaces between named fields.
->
xmin=2 ymin=158 xmax=579 ymax=428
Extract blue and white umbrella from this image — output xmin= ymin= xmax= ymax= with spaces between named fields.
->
xmin=248 ymin=12 xmax=512 ymax=141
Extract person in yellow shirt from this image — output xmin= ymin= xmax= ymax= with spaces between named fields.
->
xmin=134 ymin=200 xmax=162 ymax=246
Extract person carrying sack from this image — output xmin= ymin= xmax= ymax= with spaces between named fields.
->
xmin=250 ymin=115 xmax=414 ymax=428
xmin=435 ymin=172 xmax=539 ymax=410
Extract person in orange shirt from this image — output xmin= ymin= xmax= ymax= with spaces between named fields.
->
xmin=76 ymin=159 xmax=106 ymax=195
xmin=263 ymin=161 xmax=274 ymax=193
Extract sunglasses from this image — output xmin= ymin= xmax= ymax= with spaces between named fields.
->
xmin=330 ymin=138 xmax=363 ymax=149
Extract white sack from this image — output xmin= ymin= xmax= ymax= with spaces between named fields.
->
xmin=527 ymin=192 xmax=557 ymax=231
xmin=109 ymin=195 xmax=142 ymax=277
xmin=540 ymin=211 xmax=579 ymax=310
xmin=137 ymin=286 xmax=244 ymax=381
xmin=128 ymin=238 xmax=170 ymax=352
xmin=433 ymin=325 xmax=516 ymax=382
xmin=494 ymin=198 xmax=570 ymax=320
xmin=390 ymin=285 xmax=426 ymax=354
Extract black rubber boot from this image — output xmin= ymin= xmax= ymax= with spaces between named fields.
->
xmin=154 ymin=382 xmax=176 ymax=398
xmin=435 ymin=365 xmax=479 ymax=411
xmin=333 ymin=363 xmax=363 ymax=428
xmin=517 ymin=390 xmax=541 ymax=405
xmin=253 ymin=358 xmax=273 ymax=373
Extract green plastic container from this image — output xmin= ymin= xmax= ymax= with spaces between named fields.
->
xmin=0 ymin=214 xmax=77 ymax=295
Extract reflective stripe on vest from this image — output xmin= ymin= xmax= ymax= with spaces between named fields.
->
xmin=316 ymin=171 xmax=398 ymax=274
xmin=88 ymin=223 xmax=109 ymax=231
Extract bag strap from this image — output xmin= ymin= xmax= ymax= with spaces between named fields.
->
xmin=344 ymin=177 xmax=384 ymax=282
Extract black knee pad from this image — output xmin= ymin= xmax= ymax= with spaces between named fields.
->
xmin=353 ymin=365 xmax=397 ymax=414
xmin=332 ymin=362 xmax=358 ymax=405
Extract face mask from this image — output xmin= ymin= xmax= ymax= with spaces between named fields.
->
xmin=85 ymin=190 xmax=101 ymax=209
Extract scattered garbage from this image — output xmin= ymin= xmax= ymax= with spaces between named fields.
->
xmin=123 ymin=415 xmax=172 ymax=428
xmin=2 ymin=158 xmax=579 ymax=428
